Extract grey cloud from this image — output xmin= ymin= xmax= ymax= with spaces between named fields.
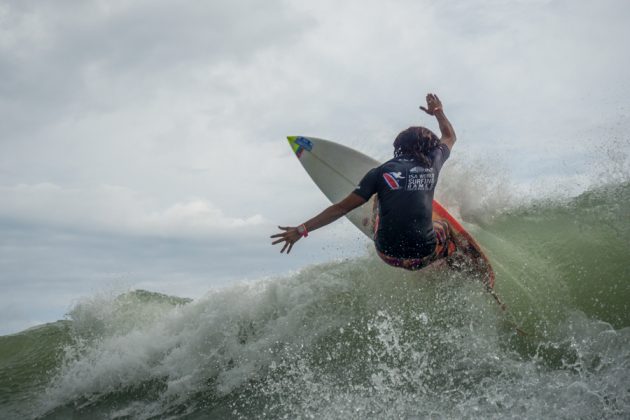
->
xmin=0 ymin=0 xmax=311 ymax=136
xmin=0 ymin=183 xmax=267 ymax=239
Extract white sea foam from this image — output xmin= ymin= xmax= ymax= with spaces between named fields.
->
xmin=34 ymin=249 xmax=630 ymax=418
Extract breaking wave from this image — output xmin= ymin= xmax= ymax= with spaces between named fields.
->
xmin=1 ymin=182 xmax=629 ymax=419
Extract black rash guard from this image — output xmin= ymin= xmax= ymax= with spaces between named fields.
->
xmin=352 ymin=143 xmax=451 ymax=259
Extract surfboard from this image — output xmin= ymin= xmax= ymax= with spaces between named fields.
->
xmin=287 ymin=135 xmax=496 ymax=290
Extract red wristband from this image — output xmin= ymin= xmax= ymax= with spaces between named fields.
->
xmin=297 ymin=224 xmax=308 ymax=237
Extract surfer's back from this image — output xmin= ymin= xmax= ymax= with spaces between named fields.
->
xmin=353 ymin=144 xmax=450 ymax=259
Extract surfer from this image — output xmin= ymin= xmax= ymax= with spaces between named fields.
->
xmin=271 ymin=93 xmax=456 ymax=271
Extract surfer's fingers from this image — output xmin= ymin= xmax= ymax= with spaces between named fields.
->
xmin=270 ymin=233 xmax=286 ymax=238
xmin=428 ymin=93 xmax=440 ymax=103
xmin=271 ymin=237 xmax=286 ymax=245
xmin=287 ymin=242 xmax=294 ymax=254
xmin=280 ymin=241 xmax=289 ymax=253
xmin=277 ymin=226 xmax=291 ymax=231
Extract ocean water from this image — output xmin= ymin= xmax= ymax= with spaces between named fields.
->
xmin=1 ymin=182 xmax=629 ymax=419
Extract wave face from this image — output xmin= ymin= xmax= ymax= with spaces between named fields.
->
xmin=1 ymin=183 xmax=629 ymax=419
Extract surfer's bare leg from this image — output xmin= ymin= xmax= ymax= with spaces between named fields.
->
xmin=432 ymin=221 xmax=455 ymax=260
xmin=429 ymin=220 xmax=471 ymax=272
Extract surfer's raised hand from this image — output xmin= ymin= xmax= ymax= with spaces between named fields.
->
xmin=270 ymin=226 xmax=303 ymax=254
xmin=420 ymin=93 xmax=456 ymax=150
xmin=419 ymin=93 xmax=443 ymax=115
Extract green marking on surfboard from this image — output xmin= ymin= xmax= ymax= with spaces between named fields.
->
xmin=287 ymin=136 xmax=300 ymax=154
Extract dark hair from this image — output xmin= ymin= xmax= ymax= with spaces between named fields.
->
xmin=393 ymin=126 xmax=440 ymax=167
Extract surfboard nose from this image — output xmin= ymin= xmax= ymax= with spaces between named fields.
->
xmin=287 ymin=136 xmax=299 ymax=154
xmin=287 ymin=136 xmax=314 ymax=158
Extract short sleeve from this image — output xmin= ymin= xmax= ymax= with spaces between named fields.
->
xmin=353 ymin=167 xmax=379 ymax=200
xmin=430 ymin=143 xmax=451 ymax=173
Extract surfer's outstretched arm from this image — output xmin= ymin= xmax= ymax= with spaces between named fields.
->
xmin=271 ymin=193 xmax=367 ymax=254
xmin=420 ymin=93 xmax=457 ymax=150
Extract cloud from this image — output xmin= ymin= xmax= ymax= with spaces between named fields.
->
xmin=0 ymin=183 xmax=266 ymax=238
xmin=0 ymin=0 xmax=311 ymax=136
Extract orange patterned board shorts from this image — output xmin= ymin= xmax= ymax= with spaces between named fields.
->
xmin=376 ymin=220 xmax=456 ymax=271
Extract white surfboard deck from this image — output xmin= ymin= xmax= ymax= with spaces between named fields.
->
xmin=287 ymin=136 xmax=378 ymax=238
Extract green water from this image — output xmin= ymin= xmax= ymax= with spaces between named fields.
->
xmin=1 ymin=183 xmax=629 ymax=419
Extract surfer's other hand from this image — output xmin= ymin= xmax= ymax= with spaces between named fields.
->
xmin=420 ymin=93 xmax=443 ymax=115
xmin=270 ymin=226 xmax=301 ymax=254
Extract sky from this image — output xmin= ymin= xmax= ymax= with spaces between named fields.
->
xmin=1 ymin=0 xmax=629 ymax=335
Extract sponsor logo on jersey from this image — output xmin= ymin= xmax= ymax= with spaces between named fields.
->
xmin=410 ymin=166 xmax=432 ymax=173
xmin=383 ymin=172 xmax=404 ymax=190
